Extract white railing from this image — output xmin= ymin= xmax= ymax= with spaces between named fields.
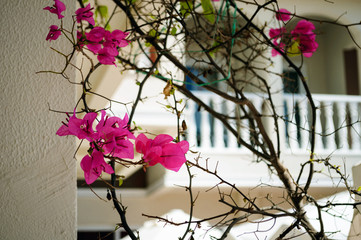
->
xmin=284 ymin=93 xmax=361 ymax=153
xmin=185 ymin=92 xmax=267 ymax=151
xmin=185 ymin=92 xmax=361 ymax=153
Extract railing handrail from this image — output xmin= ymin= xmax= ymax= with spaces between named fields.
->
xmin=192 ymin=91 xmax=361 ymax=102
xmin=284 ymin=93 xmax=361 ymax=103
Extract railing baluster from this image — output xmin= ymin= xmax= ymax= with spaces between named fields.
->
xmin=349 ymin=102 xmax=360 ymax=150
xmin=200 ymin=95 xmax=211 ymax=148
xmin=283 ymin=96 xmax=291 ymax=149
xmin=298 ymin=100 xmax=309 ymax=149
xmin=314 ymin=102 xmax=323 ymax=150
xmin=186 ymin=100 xmax=198 ymax=148
xmin=226 ymin=101 xmax=238 ymax=149
xmin=251 ymin=98 xmax=263 ymax=146
xmin=323 ymin=101 xmax=337 ymax=150
xmin=287 ymin=98 xmax=299 ymax=150
xmin=336 ymin=101 xmax=349 ymax=150
xmin=213 ymin=96 xmax=225 ymax=149
xmin=242 ymin=105 xmax=251 ymax=146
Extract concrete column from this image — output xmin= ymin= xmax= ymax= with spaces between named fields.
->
xmin=0 ymin=0 xmax=76 ymax=239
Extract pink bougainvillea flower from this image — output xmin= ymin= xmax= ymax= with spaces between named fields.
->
xmin=96 ymin=110 xmax=130 ymax=133
xmin=56 ymin=110 xmax=98 ymax=140
xmin=80 ymin=27 xmax=130 ymax=64
xmin=271 ymin=42 xmax=286 ymax=57
xmin=269 ymin=27 xmax=286 ymax=39
xmin=80 ymin=149 xmax=114 ymax=184
xmin=43 ymin=0 xmax=66 ymax=19
xmin=86 ymin=42 xmax=102 ymax=54
xmin=269 ymin=20 xmax=318 ymax=57
xmin=95 ymin=111 xmax=135 ymax=159
xmin=86 ymin=27 xmax=106 ymax=42
xmin=103 ymin=30 xmax=130 ymax=49
xmin=84 ymin=27 xmax=106 ymax=54
xmin=269 ymin=27 xmax=287 ymax=56
xmin=76 ymin=31 xmax=86 ymax=49
xmin=75 ymin=4 xmax=95 ymax=26
xmin=291 ymin=20 xmax=318 ymax=57
xmin=99 ymin=128 xmax=135 ymax=159
xmin=276 ymin=8 xmax=291 ymax=22
xmin=298 ymin=38 xmax=318 ymax=57
xmin=97 ymin=47 xmax=119 ymax=65
xmin=135 ymin=133 xmax=189 ymax=172
xmin=46 ymin=25 xmax=62 ymax=41
xmin=292 ymin=19 xmax=315 ymax=35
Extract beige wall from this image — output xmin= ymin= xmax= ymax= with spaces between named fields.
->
xmin=306 ymin=22 xmax=355 ymax=94
xmin=0 ymin=0 xmax=76 ymax=239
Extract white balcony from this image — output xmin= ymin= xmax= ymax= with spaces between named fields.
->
xmin=184 ymin=92 xmax=361 ymax=155
xmin=141 ymin=92 xmax=361 ymax=190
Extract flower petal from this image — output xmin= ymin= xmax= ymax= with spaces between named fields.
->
xmin=161 ymin=144 xmax=187 ymax=172
xmin=178 ymin=140 xmax=189 ymax=154
xmin=153 ymin=134 xmax=173 ymax=146
xmin=276 ymin=9 xmax=291 ymax=22
xmin=135 ymin=133 xmax=149 ymax=154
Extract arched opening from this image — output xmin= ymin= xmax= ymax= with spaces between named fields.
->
xmin=281 ymin=17 xmax=359 ymax=95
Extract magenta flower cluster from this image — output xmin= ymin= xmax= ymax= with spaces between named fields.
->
xmin=43 ymin=0 xmax=66 ymax=41
xmin=75 ymin=3 xmax=95 ymax=26
xmin=269 ymin=9 xmax=318 ymax=57
xmin=136 ymin=134 xmax=189 ymax=172
xmin=57 ymin=110 xmax=189 ymax=184
xmin=44 ymin=0 xmax=129 ymax=65
xmin=46 ymin=25 xmax=62 ymax=42
xmin=77 ymin=27 xmax=130 ymax=65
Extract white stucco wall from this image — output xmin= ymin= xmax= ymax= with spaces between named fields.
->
xmin=0 ymin=0 xmax=76 ymax=239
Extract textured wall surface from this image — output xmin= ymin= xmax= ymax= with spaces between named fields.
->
xmin=0 ymin=0 xmax=76 ymax=239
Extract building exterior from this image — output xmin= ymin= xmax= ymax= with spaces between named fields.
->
xmin=39 ymin=0 xmax=361 ymax=239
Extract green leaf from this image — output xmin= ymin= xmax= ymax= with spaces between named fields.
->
xmin=126 ymin=0 xmax=137 ymax=4
xmin=180 ymin=1 xmax=193 ymax=18
xmin=82 ymin=0 xmax=89 ymax=3
xmin=145 ymin=42 xmax=152 ymax=47
xmin=357 ymin=186 xmax=361 ymax=192
xmin=169 ymin=88 xmax=175 ymax=95
xmin=201 ymin=0 xmax=215 ymax=24
xmin=97 ymin=5 xmax=108 ymax=19
xmin=287 ymin=40 xmax=302 ymax=57
xmin=119 ymin=178 xmax=123 ymax=187
xmin=171 ymin=26 xmax=177 ymax=36
xmin=148 ymin=29 xmax=157 ymax=38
